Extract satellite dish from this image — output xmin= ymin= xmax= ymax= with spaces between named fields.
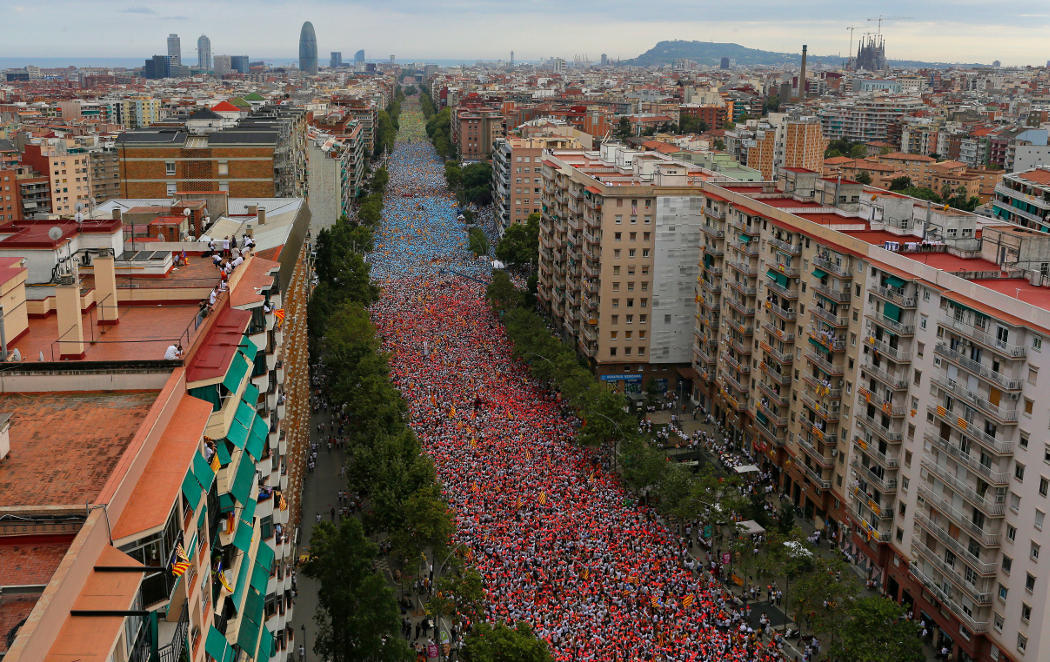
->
xmin=74 ymin=212 xmax=83 ymax=224
xmin=48 ymin=226 xmax=63 ymax=241
xmin=183 ymin=208 xmax=192 ymax=217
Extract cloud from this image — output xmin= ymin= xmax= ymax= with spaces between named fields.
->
xmin=119 ymin=7 xmax=156 ymax=13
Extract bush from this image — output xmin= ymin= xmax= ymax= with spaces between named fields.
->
xmin=468 ymin=228 xmax=489 ymax=256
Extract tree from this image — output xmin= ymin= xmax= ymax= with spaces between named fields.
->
xmin=854 ymin=171 xmax=872 ymax=185
xmin=468 ymin=228 xmax=489 ymax=256
xmin=831 ymin=596 xmax=924 ymax=662
xmin=849 ymin=143 xmax=868 ymax=158
xmin=495 ymin=213 xmax=540 ymax=267
xmin=765 ymin=95 xmax=780 ymax=113
xmin=425 ymin=559 xmax=486 ymax=637
xmin=462 ymin=622 xmax=552 ymax=662
xmin=615 ymin=116 xmax=632 ymax=141
xmin=486 ymin=270 xmax=524 ymax=312
xmin=303 ymin=518 xmax=412 ymax=662
xmin=791 ymin=556 xmax=858 ymax=643
xmin=712 ymin=138 xmax=726 ymax=151
xmin=888 ymin=176 xmax=912 ymax=191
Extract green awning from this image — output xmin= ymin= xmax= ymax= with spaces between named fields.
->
xmin=226 ymin=401 xmax=254 ymax=449
xmin=812 ymin=268 xmax=827 ymax=279
xmin=703 ymin=253 xmax=714 ymax=267
xmin=205 ymin=625 xmax=228 ymax=661
xmin=947 ymin=299 xmax=975 ymax=315
xmin=222 ymin=354 xmax=250 ymax=392
xmin=250 ymin=557 xmax=270 ymax=593
xmin=189 ymin=384 xmax=222 ymax=412
xmin=230 ymin=453 xmax=256 ymax=505
xmin=808 ymin=336 xmax=830 ymax=354
xmin=255 ymin=541 xmax=275 ymax=572
xmin=181 ymin=472 xmax=202 ymax=510
xmin=883 ymin=302 xmax=902 ymax=322
xmin=233 ymin=517 xmax=254 ymax=553
xmin=193 ymin=452 xmax=215 ymax=492
xmin=238 ymin=335 xmax=258 ymax=363
xmin=245 ymin=415 xmax=269 ymax=461
xmin=230 ymin=551 xmax=253 ymax=609
xmin=258 ymin=627 xmax=275 ymax=661
xmin=884 ymin=275 xmax=907 ymax=288
xmin=216 ymin=440 xmax=232 ymax=467
xmin=223 ymin=646 xmax=236 ymax=662
xmin=756 ymin=411 xmax=769 ymax=425
xmin=241 ymin=383 xmax=259 ymax=408
xmin=766 ymin=270 xmax=789 ymax=287
xmin=739 ymin=234 xmax=752 ymax=243
xmin=219 ymin=493 xmax=235 ymax=514
xmin=237 ymin=588 xmax=264 ymax=653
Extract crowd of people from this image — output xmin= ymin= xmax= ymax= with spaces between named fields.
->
xmin=362 ymin=127 xmax=784 ymax=660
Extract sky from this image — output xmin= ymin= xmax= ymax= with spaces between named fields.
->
xmin=1 ymin=0 xmax=1048 ymax=66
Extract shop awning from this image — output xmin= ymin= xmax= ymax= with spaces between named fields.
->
xmin=812 ymin=268 xmax=827 ymax=279
xmin=766 ymin=270 xmax=789 ymax=287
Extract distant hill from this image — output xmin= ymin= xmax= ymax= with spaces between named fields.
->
xmin=625 ymin=40 xmax=984 ymax=69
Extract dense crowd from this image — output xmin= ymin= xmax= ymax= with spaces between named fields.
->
xmin=363 ymin=130 xmax=783 ymax=660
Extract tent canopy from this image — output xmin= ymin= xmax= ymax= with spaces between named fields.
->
xmin=734 ymin=464 xmax=760 ymax=474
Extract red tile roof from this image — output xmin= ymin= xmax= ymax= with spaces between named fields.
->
xmin=0 ymin=535 xmax=73 ymax=586
xmin=185 ymin=306 xmax=251 ymax=384
xmin=1018 ymin=169 xmax=1050 ymax=186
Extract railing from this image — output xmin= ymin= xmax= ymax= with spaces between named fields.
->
xmin=801 ymin=374 xmax=842 ymax=399
xmin=866 ymin=312 xmax=915 ymax=336
xmin=921 ymin=458 xmax=1006 ymax=516
xmin=866 ymin=337 xmax=912 ymax=362
xmin=860 ymin=363 xmax=909 ymax=390
xmin=932 ymin=377 xmax=1018 ymax=423
xmin=857 ymin=386 xmax=907 ymax=417
xmin=923 ymin=432 xmax=1010 ymax=485
xmin=761 ymin=363 xmax=791 ymax=384
xmin=933 ymin=344 xmax=1024 ymax=391
xmin=939 ymin=317 xmax=1027 ymax=358
xmin=765 ymin=279 xmax=798 ymax=300
xmin=857 ymin=411 xmax=903 ymax=442
xmin=728 ymin=336 xmax=752 ymax=356
xmin=801 ymin=461 xmax=831 ymax=490
xmin=724 ymin=297 xmax=755 ymax=317
xmin=813 ymin=283 xmax=851 ymax=303
xmin=911 ymin=545 xmax=994 ymax=605
xmin=811 ymin=305 xmax=849 ymax=327
xmin=928 ymin=406 xmax=1015 ymax=455
xmin=694 ymin=344 xmax=716 ymax=366
xmin=913 ymin=512 xmax=998 ymax=574
xmin=800 ymin=391 xmax=841 ymax=419
xmin=805 ymin=350 xmax=844 ymax=376
xmin=855 ymin=438 xmax=900 ymax=468
xmin=812 ymin=255 xmax=852 ymax=278
xmin=701 ymin=279 xmax=720 ymax=295
xmin=706 ymin=207 xmax=727 ymax=220
xmin=797 ymin=434 xmax=834 ymax=468
xmin=721 ymin=370 xmax=748 ymax=395
xmin=728 ymin=218 xmax=759 ymax=235
xmin=869 ymin=285 xmax=916 ymax=307
xmin=757 ymin=402 xmax=787 ymax=428
xmin=701 ymin=225 xmax=725 ymax=238
xmin=768 ymin=236 xmax=802 ymax=255
xmin=728 ymin=260 xmax=758 ymax=276
xmin=754 ymin=417 xmax=783 ymax=447
xmin=759 ymin=340 xmax=793 ymax=365
xmin=159 ymin=605 xmax=190 ymax=662
xmin=704 ymin=245 xmax=724 ymax=257
xmin=758 ymin=380 xmax=788 ymax=405
xmin=720 ymin=350 xmax=750 ymax=374
xmin=852 ymin=458 xmax=897 ymax=491
xmin=728 ymin=280 xmax=757 ymax=297
xmin=917 ymin=483 xmax=1001 ymax=547
xmin=762 ymin=321 xmax=795 ymax=343
xmin=908 ymin=562 xmax=990 ymax=633
xmin=808 ymin=329 xmax=845 ymax=352
xmin=765 ymin=303 xmax=797 ymax=321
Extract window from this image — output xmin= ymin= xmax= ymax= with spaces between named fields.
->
xmin=1025 ymin=398 xmax=1034 ymax=415
xmin=165 ymin=183 xmax=177 ymax=196
xmin=628 ymin=249 xmax=636 ymax=257
xmin=1016 ymin=462 xmax=1026 ymax=481
xmin=1008 ymin=525 xmax=1017 ymax=541
xmin=626 ymin=315 xmax=633 ymax=324
xmin=615 ymin=232 xmax=622 ymax=241
xmin=1037 ymin=510 xmax=1045 ymax=531
xmin=1041 ymin=477 xmax=1048 ymax=496
xmin=1018 ymin=634 xmax=1027 ymax=653
xmin=1032 ymin=542 xmax=1040 ymax=560
xmin=1002 ymin=556 xmax=1012 ymax=574
xmin=164 ymin=160 xmax=176 ymax=175
xmin=1034 ymin=336 xmax=1043 ymax=351
xmin=1010 ymin=492 xmax=1021 ymax=512
xmin=994 ymin=613 xmax=1004 ymax=633
xmin=1027 ymin=573 xmax=1036 ymax=592
xmin=610 ymin=347 xmax=617 ymax=356
xmin=1022 ymin=603 xmax=1032 ymax=623
xmin=612 ymin=282 xmax=621 ymax=292
xmin=999 ymin=583 xmax=1009 ymax=600
xmin=217 ymin=161 xmax=229 ymax=176
xmin=1029 ymin=367 xmax=1039 ymax=385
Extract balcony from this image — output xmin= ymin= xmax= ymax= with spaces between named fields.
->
xmin=912 ymin=544 xmax=994 ymax=606
xmin=701 ymin=279 xmax=721 ymax=295
xmin=939 ymin=317 xmax=1026 ymax=359
xmin=866 ymin=312 xmax=915 ymax=336
xmin=765 ymin=279 xmax=797 ymax=300
xmin=852 ymin=458 xmax=897 ymax=492
xmin=811 ymin=305 xmax=849 ymax=327
xmin=762 ymin=321 xmax=795 ymax=343
xmin=728 ymin=260 xmax=757 ymax=276
xmin=855 ymin=438 xmax=900 ymax=469
xmin=801 ymin=462 xmax=831 ymax=490
xmin=706 ymin=206 xmax=727 ymax=220
xmin=932 ymin=377 xmax=1018 ymax=424
xmin=860 ymin=363 xmax=909 ymax=391
xmin=808 ymin=329 xmax=845 ymax=352
xmin=813 ymin=283 xmax=851 ymax=303
xmin=857 ymin=386 xmax=907 ymax=417
xmin=766 ymin=302 xmax=797 ymax=321
xmin=755 ymin=417 xmax=782 ymax=447
xmin=908 ymin=562 xmax=990 ymax=633
xmin=724 ymin=297 xmax=755 ymax=317
xmin=805 ymin=350 xmax=843 ymax=376
xmin=852 ymin=490 xmax=893 ymax=520
xmin=720 ymin=350 xmax=750 ymax=375
xmin=700 ymin=224 xmax=725 ymax=239
xmin=913 ymin=512 xmax=998 ymax=575
xmin=868 ymin=285 xmax=916 ymax=307
xmin=797 ymin=434 xmax=834 ymax=468
xmin=857 ymin=411 xmax=903 ymax=442
xmin=921 ymin=458 xmax=1006 ymax=517
xmin=866 ymin=337 xmax=912 ymax=363
xmin=757 ymin=402 xmax=787 ymax=428
xmin=758 ymin=380 xmax=788 ymax=406
xmin=928 ymin=405 xmax=1015 ymax=456
xmin=768 ymin=237 xmax=802 ymax=255
xmin=800 ymin=391 xmax=841 ymax=420
xmin=923 ymin=432 xmax=1009 ymax=485
xmin=759 ymin=340 xmax=793 ymax=365
xmin=721 ymin=370 xmax=748 ymax=396
xmin=704 ymin=245 xmax=724 ymax=257
xmin=933 ymin=344 xmax=1024 ymax=391
xmin=728 ymin=217 xmax=759 ymax=235
xmin=812 ymin=255 xmax=852 ymax=279
xmin=728 ymin=280 xmax=757 ymax=297
xmin=760 ymin=363 xmax=791 ymax=385
xmin=917 ymin=484 xmax=1002 ymax=547
xmin=694 ymin=345 xmax=716 ymax=367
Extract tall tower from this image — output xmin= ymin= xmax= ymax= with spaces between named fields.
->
xmin=510 ymin=50 xmax=514 ymax=67
xmin=798 ymin=44 xmax=808 ymax=99
xmin=197 ymin=35 xmax=212 ymax=71
xmin=298 ymin=21 xmax=318 ymax=74
xmin=167 ymin=34 xmax=181 ymax=65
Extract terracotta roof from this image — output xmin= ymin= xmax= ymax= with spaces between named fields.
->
xmin=211 ymin=101 xmax=242 ymax=112
xmin=880 ymin=152 xmax=935 ymax=162
xmin=0 ymin=391 xmax=158 ymax=508
xmin=1018 ymin=169 xmax=1050 ymax=186
xmin=0 ymin=536 xmax=73 ymax=586
xmin=230 ymin=256 xmax=279 ymax=308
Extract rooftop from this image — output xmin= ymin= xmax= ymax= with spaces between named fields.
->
xmin=0 ymin=536 xmax=73 ymax=586
xmin=0 ymin=391 xmax=157 ymax=508
xmin=1017 ymin=168 xmax=1050 ymax=186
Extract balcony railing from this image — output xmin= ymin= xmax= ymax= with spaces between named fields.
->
xmin=860 ymin=363 xmax=909 ymax=390
xmin=760 ymin=363 xmax=791 ymax=384
xmin=805 ymin=350 xmax=844 ymax=376
xmin=917 ymin=483 xmax=1001 ymax=546
xmin=768 ymin=237 xmax=802 ymax=255
xmin=855 ymin=437 xmax=900 ymax=469
xmin=928 ymin=405 xmax=1015 ymax=455
xmin=852 ymin=458 xmax=897 ymax=492
xmin=908 ymin=562 xmax=990 ymax=633
xmin=866 ymin=337 xmax=912 ymax=363
xmin=812 ymin=255 xmax=852 ymax=279
xmin=800 ymin=391 xmax=841 ymax=420
xmin=762 ymin=321 xmax=795 ymax=343
xmin=765 ymin=302 xmax=797 ymax=321
xmin=700 ymin=224 xmax=725 ymax=238
xmin=857 ymin=386 xmax=907 ymax=417
xmin=813 ymin=283 xmax=851 ymax=303
xmin=866 ymin=312 xmax=915 ymax=336
xmin=801 ymin=461 xmax=831 ymax=490
xmin=808 ymin=329 xmax=846 ymax=352
xmin=728 ymin=280 xmax=757 ymax=297
xmin=869 ymin=285 xmax=916 ymax=307
xmin=811 ymin=305 xmax=849 ymax=327
xmin=760 ymin=340 xmax=793 ymax=364
xmin=933 ymin=344 xmax=1024 ymax=391
xmin=758 ymin=380 xmax=788 ymax=406
xmin=921 ymin=458 xmax=1006 ymax=516
xmin=797 ymin=434 xmax=834 ymax=468
xmin=857 ymin=411 xmax=903 ymax=442
xmin=757 ymin=402 xmax=787 ymax=428
xmin=913 ymin=512 xmax=998 ymax=574
xmin=912 ymin=544 xmax=994 ymax=606
xmin=725 ymin=297 xmax=756 ymax=317
xmin=728 ymin=260 xmax=757 ymax=276
xmin=720 ymin=350 xmax=750 ymax=374
xmin=939 ymin=317 xmax=1027 ymax=358
xmin=765 ymin=279 xmax=798 ymax=300
xmin=721 ymin=370 xmax=748 ymax=395
xmin=932 ymin=377 xmax=1018 ymax=423
xmin=923 ymin=432 xmax=1009 ymax=485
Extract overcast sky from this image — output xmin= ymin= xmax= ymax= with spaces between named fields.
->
xmin=2 ymin=0 xmax=1048 ymax=65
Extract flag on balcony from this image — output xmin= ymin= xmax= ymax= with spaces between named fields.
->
xmin=279 ymin=492 xmax=288 ymax=511
xmin=274 ymin=308 xmax=285 ymax=328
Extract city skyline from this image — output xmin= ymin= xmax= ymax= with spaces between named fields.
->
xmin=2 ymin=0 xmax=1048 ymax=66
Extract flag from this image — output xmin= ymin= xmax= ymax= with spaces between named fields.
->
xmin=650 ymin=595 xmax=661 ymax=608
xmin=170 ymin=542 xmax=191 ymax=577
xmin=216 ymin=563 xmax=234 ymax=592
xmin=279 ymin=493 xmax=288 ymax=511
xmin=209 ymin=452 xmax=221 ymax=473
xmin=538 ymin=491 xmax=547 ymax=505
xmin=273 ymin=308 xmax=286 ymax=325
xmin=171 ymin=558 xmax=192 ymax=577
xmin=682 ymin=594 xmax=695 ymax=608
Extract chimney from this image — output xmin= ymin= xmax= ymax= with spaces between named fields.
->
xmin=56 ymin=277 xmax=85 ymax=359
xmin=799 ymin=45 xmax=808 ymax=100
xmin=111 ymin=208 xmax=122 ymax=221
xmin=94 ymin=255 xmax=120 ymax=325
xmin=0 ymin=413 xmax=10 ymax=461
xmin=257 ymin=207 xmax=266 ymax=225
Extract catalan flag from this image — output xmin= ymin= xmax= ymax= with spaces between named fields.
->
xmin=682 ymin=594 xmax=695 ymax=608
xmin=278 ymin=492 xmax=288 ymax=511
xmin=538 ymin=491 xmax=547 ymax=505
xmin=209 ymin=451 xmax=221 ymax=473
xmin=273 ymin=308 xmax=286 ymax=326
xmin=215 ymin=563 xmax=234 ymax=592
xmin=170 ymin=542 xmax=191 ymax=577
xmin=650 ymin=595 xmax=661 ymax=608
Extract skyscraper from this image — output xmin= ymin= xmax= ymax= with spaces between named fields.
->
xmin=299 ymin=22 xmax=318 ymax=74
xmin=354 ymin=49 xmax=365 ymax=66
xmin=330 ymin=51 xmax=342 ymax=68
xmin=197 ymin=35 xmax=212 ymax=71
xmin=167 ymin=34 xmax=181 ymax=65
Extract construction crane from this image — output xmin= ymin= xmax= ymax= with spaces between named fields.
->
xmin=866 ymin=15 xmax=913 ymax=34
xmin=846 ymin=25 xmax=858 ymax=68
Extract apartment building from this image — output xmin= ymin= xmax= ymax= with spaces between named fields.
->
xmin=1 ymin=195 xmax=311 ymax=662
xmin=818 ymin=95 xmax=925 ymax=143
xmin=690 ymin=168 xmax=1050 ymax=661
xmin=992 ymin=168 xmax=1050 ymax=233
xmin=331 ymin=96 xmax=378 ymax=155
xmin=0 ymin=167 xmax=19 ymax=222
xmin=492 ymin=134 xmax=586 ymax=234
xmin=16 ymin=167 xmax=50 ymax=217
xmin=451 ymin=103 xmax=505 ymax=162
xmin=538 ymin=144 xmax=706 ymax=393
xmin=307 ymin=122 xmax=365 ymax=228
xmin=90 ymin=147 xmax=121 ymax=203
xmin=117 ymin=107 xmax=308 ymax=200
xmin=21 ymin=142 xmax=93 ymax=215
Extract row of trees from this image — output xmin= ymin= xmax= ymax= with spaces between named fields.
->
xmin=375 ymin=87 xmax=406 ymax=158
xmin=444 ymin=161 xmax=493 ymax=207
xmin=888 ymin=175 xmax=981 ymax=211
xmin=421 ymin=89 xmax=456 ymax=159
xmin=485 ymin=268 xmax=926 ymax=661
